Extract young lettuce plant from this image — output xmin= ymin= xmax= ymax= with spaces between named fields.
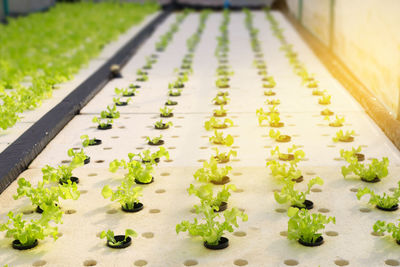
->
xmin=267 ymin=160 xmax=303 ymax=183
xmin=312 ymin=88 xmax=325 ymax=96
xmin=357 ymin=182 xmax=400 ymax=211
xmin=269 ymin=129 xmax=291 ymax=142
xmin=215 ymin=78 xmax=230 ymax=88
xmin=212 ymin=147 xmax=237 ymax=163
xmin=137 ymin=69 xmax=148 ymax=76
xmin=109 ymin=159 xmax=154 ymax=184
xmin=341 ymin=152 xmax=389 ymax=182
xmin=318 ymin=94 xmax=331 ymax=105
xmin=264 ymin=89 xmax=276 ymax=96
xmin=204 ymin=117 xmax=233 ymax=130
xmin=262 ymin=76 xmax=276 ymax=88
xmin=373 ymin=220 xmax=400 ymax=244
xmin=165 ymin=98 xmax=178 ymax=106
xmin=0 ymin=211 xmax=60 ymax=250
xmin=154 ymin=119 xmax=173 ymax=130
xmin=271 ymin=145 xmax=305 ymax=162
xmin=100 ymin=105 xmax=120 ymax=119
xmin=275 ymin=177 xmax=323 ymax=209
xmin=67 ymin=148 xmax=90 ymax=164
xmin=102 ymin=177 xmax=143 ymax=212
xmin=213 ymin=105 xmax=227 ymax=117
xmin=100 ymin=229 xmax=137 ymax=248
xmin=217 ymin=91 xmax=229 ymax=97
xmin=212 ymin=95 xmax=230 ymax=105
xmin=321 ymin=108 xmax=334 ymax=116
xmin=332 ymin=129 xmax=355 ymax=142
xmin=340 ymin=146 xmax=364 ymax=162
xmin=324 ymin=115 xmax=344 ymax=127
xmin=160 ymin=106 xmax=173 ymax=118
xmin=287 ymin=207 xmax=335 ymax=246
xmin=176 ymin=201 xmax=247 ymax=249
xmin=265 ymin=99 xmax=280 ymax=105
xmin=194 ymin=157 xmax=232 ymax=185
xmin=188 ymin=183 xmax=236 ymax=212
xmin=168 ymin=88 xmax=182 ymax=97
xmin=14 ymin=178 xmax=80 ymax=214
xmin=92 ymin=116 xmax=113 ymax=130
xmin=80 ymin=134 xmax=101 ymax=147
xmin=257 ymin=108 xmax=283 ymax=127
xmin=136 ymin=73 xmax=148 ymax=82
xmin=146 ymin=135 xmax=164 ymax=146
xmin=113 ymin=97 xmax=131 ymax=106
xmin=115 ymin=87 xmax=136 ymax=97
xmin=42 ymin=150 xmax=84 ymax=184
xmin=131 ymin=147 xmax=169 ymax=165
xmin=209 ymin=130 xmax=234 ymax=146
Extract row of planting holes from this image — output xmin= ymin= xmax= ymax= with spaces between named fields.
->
xmin=29 ymin=258 xmax=400 ymax=266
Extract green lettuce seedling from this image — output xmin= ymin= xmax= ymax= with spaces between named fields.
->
xmin=209 ymin=130 xmax=234 ymax=146
xmin=130 ymin=147 xmax=169 ymax=165
xmin=14 ymin=178 xmax=79 ymax=217
xmin=269 ymin=129 xmax=291 ymax=142
xmin=212 ymin=95 xmax=230 ymax=105
xmin=357 ymin=182 xmax=400 ymax=209
xmin=212 ymin=147 xmax=237 ymax=163
xmin=92 ymin=116 xmax=113 ymax=129
xmin=100 ymin=105 xmax=120 ymax=119
xmin=204 ymin=117 xmax=233 ymax=130
xmin=287 ymin=207 xmax=335 ymax=244
xmin=154 ymin=120 xmax=173 ymax=129
xmin=324 ymin=115 xmax=344 ymax=127
xmin=318 ymin=94 xmax=331 ymax=105
xmin=341 ymin=152 xmax=389 ymax=182
xmin=332 ymin=130 xmax=355 ymax=142
xmin=176 ymin=202 xmax=247 ymax=246
xmin=109 ymin=158 xmax=154 ymax=184
xmin=168 ymin=88 xmax=182 ymax=96
xmin=312 ymin=88 xmax=325 ymax=96
xmin=42 ymin=149 xmax=84 ymax=184
xmin=67 ymin=148 xmax=88 ymax=163
xmin=267 ymin=160 xmax=303 ymax=182
xmin=113 ymin=97 xmax=131 ymax=105
xmin=115 ymin=87 xmax=136 ymax=97
xmin=265 ymin=99 xmax=280 ymax=105
xmin=373 ymin=220 xmax=400 ymax=242
xmin=102 ymin=178 xmax=143 ymax=210
xmin=136 ymin=69 xmax=147 ymax=76
xmin=275 ymin=177 xmax=323 ymax=208
xmin=188 ymin=183 xmax=236 ymax=211
xmin=194 ymin=157 xmax=232 ymax=184
xmin=340 ymin=146 xmax=362 ymax=159
xmin=136 ymin=74 xmax=148 ymax=82
xmin=215 ymin=78 xmax=230 ymax=88
xmin=262 ymin=76 xmax=276 ymax=88
xmin=80 ymin=135 xmax=98 ymax=147
xmin=257 ymin=108 xmax=282 ymax=127
xmin=100 ymin=229 xmax=137 ymax=247
xmin=271 ymin=145 xmax=305 ymax=163
xmin=160 ymin=106 xmax=173 ymax=117
xmin=0 ymin=211 xmax=60 ymax=248
xmin=213 ymin=105 xmax=227 ymax=117
xmin=145 ymin=135 xmax=163 ymax=145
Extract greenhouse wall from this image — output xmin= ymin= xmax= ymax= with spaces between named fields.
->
xmin=0 ymin=1 xmax=4 ymax=21
xmin=8 ymin=0 xmax=54 ymax=15
xmin=286 ymin=0 xmax=400 ymax=119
